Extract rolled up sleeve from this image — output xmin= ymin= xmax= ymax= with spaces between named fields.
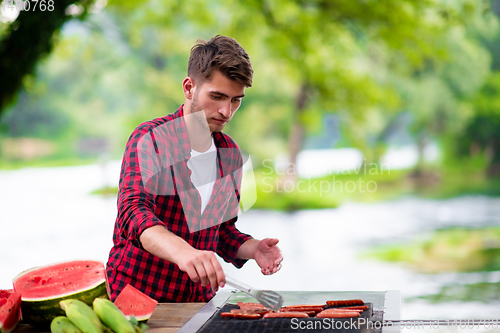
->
xmin=217 ymin=217 xmax=252 ymax=268
xmin=116 ymin=126 xmax=166 ymax=249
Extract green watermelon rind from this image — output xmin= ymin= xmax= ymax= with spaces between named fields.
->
xmin=12 ymin=260 xmax=109 ymax=328
xmin=20 ymin=281 xmax=108 ymax=327
xmin=126 ymin=314 xmax=150 ymax=323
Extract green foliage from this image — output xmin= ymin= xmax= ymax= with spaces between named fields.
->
xmin=104 ymin=0 xmax=492 ymax=163
xmin=249 ymin=167 xmax=412 ymax=211
xmin=89 ymin=185 xmax=118 ymax=196
xmin=392 ymin=8 xmax=495 ymax=137
xmin=365 ymin=227 xmax=500 ymax=273
xmin=0 ymin=0 xmax=96 ymax=113
xmin=455 ymin=72 xmax=500 ymax=176
xmin=1 ymin=12 xmax=182 ymax=161
xmin=1 ymin=0 xmax=499 ymax=195
xmin=411 ymin=281 xmax=500 ymax=303
xmin=1 ymin=91 xmax=69 ymax=138
xmin=0 ymin=156 xmax=98 ymax=170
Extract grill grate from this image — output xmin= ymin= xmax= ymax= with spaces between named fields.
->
xmin=197 ymin=303 xmax=383 ymax=333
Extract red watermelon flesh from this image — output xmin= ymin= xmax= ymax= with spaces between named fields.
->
xmin=114 ymin=284 xmax=158 ymax=322
xmin=13 ymin=260 xmax=105 ymax=300
xmin=12 ymin=259 xmax=108 ymax=327
xmin=0 ymin=289 xmax=22 ymax=333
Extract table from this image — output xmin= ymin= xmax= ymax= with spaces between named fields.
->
xmin=14 ymin=303 xmax=207 ymax=333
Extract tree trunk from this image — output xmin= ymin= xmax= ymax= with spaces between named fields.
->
xmin=284 ymin=83 xmax=308 ymax=185
xmin=410 ymin=132 xmax=426 ymax=189
xmin=486 ymin=140 xmax=500 ymax=178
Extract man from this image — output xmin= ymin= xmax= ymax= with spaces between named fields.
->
xmin=106 ymin=35 xmax=283 ymax=302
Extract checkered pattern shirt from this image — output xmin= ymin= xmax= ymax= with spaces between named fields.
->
xmin=106 ymin=105 xmax=252 ymax=302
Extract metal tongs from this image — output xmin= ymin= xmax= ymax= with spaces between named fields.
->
xmin=225 ymin=275 xmax=284 ymax=310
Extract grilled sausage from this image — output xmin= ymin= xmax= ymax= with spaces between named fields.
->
xmin=264 ymin=312 xmax=309 ymax=318
xmin=281 ymin=306 xmax=324 ymax=313
xmin=221 ymin=312 xmax=261 ymax=319
xmin=237 ymin=302 xmax=269 ymax=309
xmin=282 ymin=305 xmax=324 ymax=311
xmin=279 ymin=309 xmax=316 ymax=317
xmin=326 ymin=299 xmax=364 ymax=307
xmin=340 ymin=305 xmax=368 ymax=311
xmin=230 ymin=308 xmax=269 ymax=316
xmin=316 ymin=310 xmax=360 ymax=318
xmin=282 ymin=304 xmax=325 ymax=309
xmin=320 ymin=308 xmax=363 ymax=313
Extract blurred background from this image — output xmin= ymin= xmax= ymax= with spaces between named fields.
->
xmin=1 ymin=0 xmax=500 ymax=322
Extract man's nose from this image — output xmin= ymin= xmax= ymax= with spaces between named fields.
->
xmin=219 ymin=100 xmax=231 ymax=118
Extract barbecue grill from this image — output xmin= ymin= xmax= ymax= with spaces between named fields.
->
xmin=177 ymin=290 xmax=401 ymax=332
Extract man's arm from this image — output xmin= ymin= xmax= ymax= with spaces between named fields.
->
xmin=140 ymin=225 xmax=226 ymax=292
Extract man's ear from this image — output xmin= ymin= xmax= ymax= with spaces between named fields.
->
xmin=182 ymin=77 xmax=195 ymax=99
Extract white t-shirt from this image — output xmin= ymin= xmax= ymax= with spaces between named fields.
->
xmin=186 ymin=137 xmax=217 ymax=214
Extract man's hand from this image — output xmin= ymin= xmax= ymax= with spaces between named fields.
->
xmin=237 ymin=238 xmax=283 ymax=275
xmin=175 ymin=247 xmax=225 ymax=292
xmin=140 ymin=226 xmax=225 ymax=292
xmin=254 ymin=238 xmax=283 ymax=275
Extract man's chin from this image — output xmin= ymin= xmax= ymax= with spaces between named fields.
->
xmin=210 ymin=126 xmax=224 ymax=133
xmin=209 ymin=122 xmax=226 ymax=133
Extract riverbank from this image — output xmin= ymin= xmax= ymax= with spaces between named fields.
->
xmin=88 ymin=165 xmax=500 ymax=211
xmin=1 ymin=163 xmax=500 ymax=320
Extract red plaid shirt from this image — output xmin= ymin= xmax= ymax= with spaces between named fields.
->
xmin=106 ymin=105 xmax=252 ymax=302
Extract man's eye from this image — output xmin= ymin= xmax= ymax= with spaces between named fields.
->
xmin=232 ymin=99 xmax=241 ymax=103
xmin=212 ymin=95 xmax=222 ymax=100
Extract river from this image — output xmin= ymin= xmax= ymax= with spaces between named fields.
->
xmin=1 ymin=162 xmax=500 ymax=322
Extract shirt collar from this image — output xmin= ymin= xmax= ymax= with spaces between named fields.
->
xmin=172 ymin=105 xmax=192 ymax=160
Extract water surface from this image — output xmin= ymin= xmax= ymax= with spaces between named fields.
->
xmin=1 ymin=163 xmax=499 ymax=320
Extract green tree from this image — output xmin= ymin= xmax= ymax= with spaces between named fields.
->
xmin=0 ymin=0 xmax=97 ymax=115
xmin=392 ymin=6 xmax=496 ymax=179
xmin=456 ymin=73 xmax=500 ymax=177
xmin=107 ymin=0 xmax=490 ymax=181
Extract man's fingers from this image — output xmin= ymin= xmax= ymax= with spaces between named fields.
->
xmin=184 ymin=265 xmax=200 ymax=283
xmin=210 ymin=255 xmax=226 ymax=288
xmin=202 ymin=252 xmax=224 ymax=292
xmin=201 ymin=261 xmax=218 ymax=292
xmin=190 ymin=252 xmax=224 ymax=291
xmin=176 ymin=249 xmax=227 ymax=288
xmin=272 ymin=261 xmax=283 ymax=274
xmin=193 ymin=261 xmax=209 ymax=287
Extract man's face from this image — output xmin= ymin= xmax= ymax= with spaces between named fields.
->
xmin=190 ymin=70 xmax=246 ymax=133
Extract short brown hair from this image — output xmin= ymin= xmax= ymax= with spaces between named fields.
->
xmin=188 ymin=35 xmax=253 ymax=87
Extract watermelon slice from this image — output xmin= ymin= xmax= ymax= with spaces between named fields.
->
xmin=0 ymin=290 xmax=22 ymax=333
xmin=114 ymin=284 xmax=158 ymax=322
xmin=12 ymin=259 xmax=108 ymax=327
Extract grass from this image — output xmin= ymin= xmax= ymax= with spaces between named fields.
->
xmin=362 ymin=226 xmax=500 ymax=274
xmin=0 ymin=157 xmax=100 ymax=170
xmin=85 ymin=163 xmax=500 ymax=210
xmin=408 ymin=281 xmax=500 ymax=303
xmin=250 ymin=167 xmax=411 ymax=211
xmin=413 ymin=156 xmax=500 ymax=198
xmin=90 ymin=186 xmax=119 ymax=196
